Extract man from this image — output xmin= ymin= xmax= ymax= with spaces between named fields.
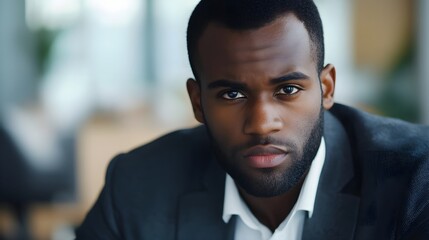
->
xmin=76 ymin=0 xmax=429 ymax=239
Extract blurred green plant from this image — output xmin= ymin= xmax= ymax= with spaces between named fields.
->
xmin=374 ymin=40 xmax=420 ymax=123
xmin=33 ymin=28 xmax=58 ymax=75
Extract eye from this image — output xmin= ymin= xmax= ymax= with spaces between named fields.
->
xmin=221 ymin=90 xmax=245 ymax=100
xmin=277 ymin=86 xmax=301 ymax=95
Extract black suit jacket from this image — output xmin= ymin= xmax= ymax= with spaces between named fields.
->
xmin=76 ymin=104 xmax=429 ymax=239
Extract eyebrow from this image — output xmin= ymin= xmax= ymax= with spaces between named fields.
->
xmin=270 ymin=71 xmax=310 ymax=85
xmin=206 ymin=71 xmax=310 ymax=90
xmin=207 ymin=79 xmax=247 ymax=90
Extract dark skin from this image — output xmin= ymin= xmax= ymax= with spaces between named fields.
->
xmin=187 ymin=14 xmax=336 ymax=231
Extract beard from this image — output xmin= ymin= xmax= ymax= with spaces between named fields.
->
xmin=205 ymin=107 xmax=324 ymax=197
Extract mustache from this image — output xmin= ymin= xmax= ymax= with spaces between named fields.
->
xmin=203 ymin=125 xmax=297 ymax=154
xmin=238 ymin=135 xmax=296 ymax=150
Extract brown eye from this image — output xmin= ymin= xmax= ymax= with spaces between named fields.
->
xmin=277 ymin=86 xmax=300 ymax=95
xmin=222 ymin=90 xmax=245 ymax=100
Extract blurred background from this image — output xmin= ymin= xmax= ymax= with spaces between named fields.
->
xmin=0 ymin=0 xmax=428 ymax=239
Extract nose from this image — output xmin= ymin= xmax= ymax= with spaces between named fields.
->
xmin=243 ymin=99 xmax=283 ymax=136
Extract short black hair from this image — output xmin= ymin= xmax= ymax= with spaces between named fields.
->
xmin=186 ymin=0 xmax=325 ymax=80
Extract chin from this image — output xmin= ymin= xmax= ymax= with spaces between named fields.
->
xmin=229 ymin=164 xmax=308 ymax=197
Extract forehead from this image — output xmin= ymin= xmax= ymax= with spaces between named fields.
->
xmin=196 ymin=14 xmax=315 ymax=81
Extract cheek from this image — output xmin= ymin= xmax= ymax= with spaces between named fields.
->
xmin=282 ymin=89 xmax=322 ymax=137
xmin=202 ymin=101 xmax=244 ymax=146
xmin=297 ymin=86 xmax=322 ymax=116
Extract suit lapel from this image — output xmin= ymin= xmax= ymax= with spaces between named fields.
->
xmin=302 ymin=111 xmax=361 ymax=240
xmin=177 ymin=156 xmax=236 ymax=240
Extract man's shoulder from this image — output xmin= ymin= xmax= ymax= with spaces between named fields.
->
xmin=328 ymin=103 xmax=429 ymax=197
xmin=329 ymin=103 xmax=429 ymax=154
xmin=105 ymin=125 xmax=212 ymax=192
xmin=329 ymin=104 xmax=429 ymax=238
xmin=75 ymin=126 xmax=217 ymax=239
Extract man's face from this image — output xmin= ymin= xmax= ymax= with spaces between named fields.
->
xmin=187 ymin=14 xmax=335 ymax=197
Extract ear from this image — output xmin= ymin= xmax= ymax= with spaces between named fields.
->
xmin=186 ymin=78 xmax=205 ymax=123
xmin=320 ymin=64 xmax=336 ymax=110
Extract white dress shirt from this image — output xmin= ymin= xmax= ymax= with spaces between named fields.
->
xmin=222 ymin=138 xmax=326 ymax=240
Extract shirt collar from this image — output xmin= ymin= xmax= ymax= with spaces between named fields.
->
xmin=222 ymin=138 xmax=326 ymax=223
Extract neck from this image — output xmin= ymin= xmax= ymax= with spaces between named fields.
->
xmin=237 ymin=175 xmax=306 ymax=232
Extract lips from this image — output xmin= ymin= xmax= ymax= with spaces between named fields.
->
xmin=242 ymin=146 xmax=288 ymax=169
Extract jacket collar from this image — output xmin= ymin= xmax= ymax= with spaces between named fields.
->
xmin=302 ymin=111 xmax=361 ymax=240
xmin=177 ymin=154 xmax=236 ymax=240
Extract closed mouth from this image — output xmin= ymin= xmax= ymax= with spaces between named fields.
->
xmin=242 ymin=146 xmax=288 ymax=168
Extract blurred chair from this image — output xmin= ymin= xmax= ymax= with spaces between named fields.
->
xmin=0 ymin=118 xmax=76 ymax=240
